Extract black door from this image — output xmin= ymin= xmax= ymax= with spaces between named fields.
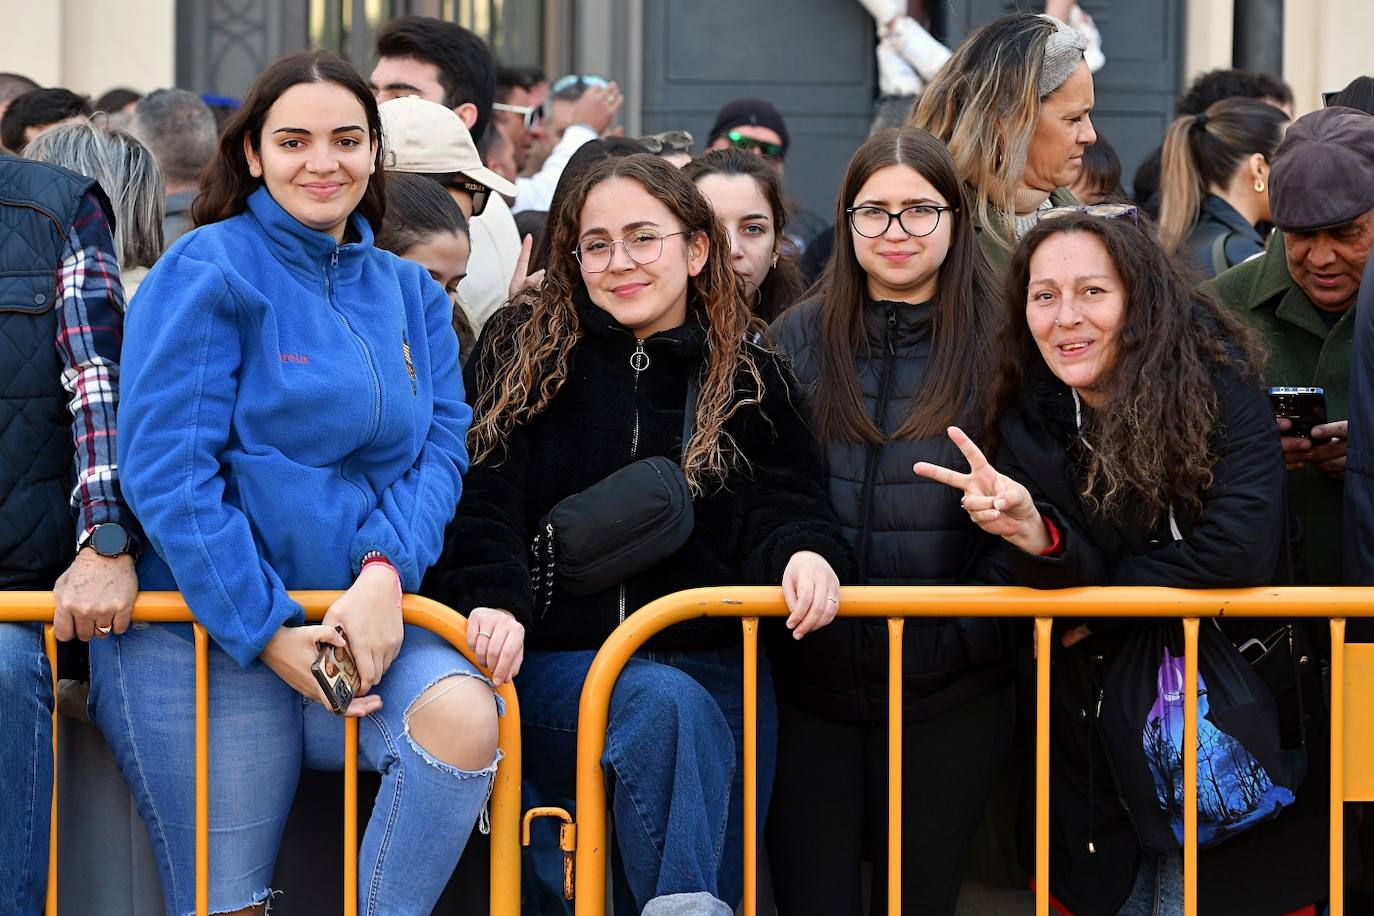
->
xmin=639 ymin=0 xmax=877 ymax=227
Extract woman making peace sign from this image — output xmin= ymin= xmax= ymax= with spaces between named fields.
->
xmin=915 ymin=209 xmax=1331 ymax=916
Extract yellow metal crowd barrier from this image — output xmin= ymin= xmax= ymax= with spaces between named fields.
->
xmin=0 ymin=591 xmax=522 ymax=916
xmin=553 ymin=585 xmax=1374 ymax=916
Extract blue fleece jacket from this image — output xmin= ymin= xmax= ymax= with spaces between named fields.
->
xmin=118 ymin=187 xmax=470 ymax=667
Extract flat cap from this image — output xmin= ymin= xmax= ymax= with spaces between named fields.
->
xmin=1270 ymin=106 xmax=1374 ymax=233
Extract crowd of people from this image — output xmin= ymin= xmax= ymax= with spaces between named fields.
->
xmin=2 ymin=5 xmax=1374 ymax=916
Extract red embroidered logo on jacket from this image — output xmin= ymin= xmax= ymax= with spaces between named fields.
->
xmin=279 ymin=353 xmax=310 ymax=364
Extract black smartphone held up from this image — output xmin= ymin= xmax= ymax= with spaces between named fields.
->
xmin=311 ymin=626 xmax=360 ymax=715
xmin=1268 ymin=386 xmax=1329 ymax=442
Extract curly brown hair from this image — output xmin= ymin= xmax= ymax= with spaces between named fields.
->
xmin=468 ymin=153 xmax=766 ymax=493
xmin=986 ymin=211 xmax=1261 ymax=521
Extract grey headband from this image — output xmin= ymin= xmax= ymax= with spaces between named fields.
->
xmin=1039 ymin=15 xmax=1087 ymax=98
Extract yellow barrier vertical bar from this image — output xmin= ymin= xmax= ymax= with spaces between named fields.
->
xmin=1182 ymin=618 xmax=1199 ymax=916
xmin=887 ymin=618 xmax=903 ymax=916
xmin=344 ymin=716 xmax=359 ymax=916
xmin=194 ymin=624 xmax=210 ymax=916
xmin=742 ymin=618 xmax=759 ymax=916
xmin=1331 ymin=618 xmax=1346 ymax=916
xmin=1034 ymin=618 xmax=1052 ymax=916
xmin=489 ymin=689 xmax=522 ymax=916
xmin=44 ymin=626 xmax=58 ymax=916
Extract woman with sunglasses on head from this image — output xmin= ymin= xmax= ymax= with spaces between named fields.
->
xmin=93 ymin=52 xmax=500 ymax=916
xmin=1158 ymin=97 xmax=1289 ymax=278
xmin=423 ymin=153 xmax=850 ymax=915
xmin=765 ymin=127 xmax=1013 ymax=916
xmin=639 ymin=129 xmax=695 ymax=167
xmin=913 ymin=11 xmax=1096 ymax=273
xmin=915 ymin=210 xmax=1330 ymax=915
xmin=683 ymin=148 xmax=804 ymax=323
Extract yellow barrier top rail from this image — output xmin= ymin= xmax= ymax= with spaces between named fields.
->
xmin=0 ymin=591 xmax=522 ymax=916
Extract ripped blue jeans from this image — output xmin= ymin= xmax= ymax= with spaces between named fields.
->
xmin=89 ymin=623 xmax=501 ymax=916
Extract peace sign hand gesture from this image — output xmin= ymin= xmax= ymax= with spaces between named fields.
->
xmin=913 ymin=426 xmax=1052 ymax=555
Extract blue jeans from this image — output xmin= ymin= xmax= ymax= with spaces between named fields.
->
xmin=89 ymin=623 xmax=501 ymax=916
xmin=1119 ymin=851 xmax=1184 ymax=916
xmin=518 ymin=647 xmax=777 ymax=915
xmin=0 ymin=622 xmax=52 ymax=916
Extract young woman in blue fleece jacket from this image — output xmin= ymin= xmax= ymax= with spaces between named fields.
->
xmin=88 ymin=52 xmax=498 ymax=916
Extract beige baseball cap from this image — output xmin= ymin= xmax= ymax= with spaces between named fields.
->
xmin=378 ymin=96 xmax=517 ymax=198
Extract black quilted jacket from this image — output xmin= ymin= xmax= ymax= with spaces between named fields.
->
xmin=422 ymin=293 xmax=852 ymax=651
xmin=768 ymin=295 xmax=1015 ymax=723
xmin=0 ymin=156 xmax=101 ymax=589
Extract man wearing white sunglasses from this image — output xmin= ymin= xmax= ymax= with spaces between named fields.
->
xmin=495 ymin=69 xmax=625 ymax=214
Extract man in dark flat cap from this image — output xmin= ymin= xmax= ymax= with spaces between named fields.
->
xmin=1206 ymin=105 xmax=1374 ymax=584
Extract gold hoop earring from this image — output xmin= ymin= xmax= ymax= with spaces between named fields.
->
xmin=1254 ymin=179 xmax=1266 ymax=193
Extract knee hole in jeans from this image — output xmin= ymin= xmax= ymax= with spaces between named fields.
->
xmin=404 ymin=675 xmax=500 ymax=771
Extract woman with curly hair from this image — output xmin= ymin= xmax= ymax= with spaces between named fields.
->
xmin=683 ymin=148 xmax=804 ymax=323
xmin=916 ymin=210 xmax=1329 ymax=915
xmin=422 ymin=152 xmax=850 ymax=915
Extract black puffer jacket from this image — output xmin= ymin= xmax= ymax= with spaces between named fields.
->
xmin=422 ymin=294 xmax=852 ymax=651
xmin=768 ymin=296 xmax=1015 ymax=723
xmin=990 ymin=362 xmax=1335 ymax=916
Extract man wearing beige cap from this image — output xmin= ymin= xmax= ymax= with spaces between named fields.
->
xmin=379 ymin=96 xmax=520 ymax=332
xmin=1207 ymin=105 xmax=1374 ymax=585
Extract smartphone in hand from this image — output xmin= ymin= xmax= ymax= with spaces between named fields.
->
xmin=311 ymin=626 xmax=360 ymax=715
xmin=1269 ymin=387 xmax=1329 ymax=443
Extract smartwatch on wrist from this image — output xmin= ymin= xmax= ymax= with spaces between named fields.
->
xmin=79 ymin=523 xmax=140 ymax=561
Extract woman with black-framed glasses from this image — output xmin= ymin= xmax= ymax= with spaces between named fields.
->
xmin=766 ymin=127 xmax=1013 ymax=915
xmin=423 ymin=152 xmax=850 ymax=915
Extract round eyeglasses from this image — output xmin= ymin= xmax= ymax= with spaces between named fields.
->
xmin=846 ymin=204 xmax=955 ymax=239
xmin=573 ymin=229 xmax=693 ymax=273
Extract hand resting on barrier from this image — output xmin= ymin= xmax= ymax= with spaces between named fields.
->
xmin=782 ymin=550 xmax=842 ymax=639
xmin=52 ymin=548 xmax=138 ymax=642
xmin=323 ymin=561 xmax=404 ymax=694
xmin=467 ymin=606 xmax=524 ymax=686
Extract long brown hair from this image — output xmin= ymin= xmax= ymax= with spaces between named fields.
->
xmin=681 ymin=148 xmax=804 ymax=322
xmin=912 ymin=12 xmax=1059 ymax=250
xmin=193 ymin=51 xmax=386 ymax=229
xmin=468 ymin=153 xmax=765 ymax=493
xmin=1157 ymin=97 xmax=1287 ymax=252
xmin=986 ymin=212 xmax=1260 ymax=520
xmin=809 ymin=127 xmax=1001 ymax=445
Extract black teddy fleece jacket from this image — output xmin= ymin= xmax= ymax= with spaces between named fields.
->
xmin=422 ymin=294 xmax=853 ymax=652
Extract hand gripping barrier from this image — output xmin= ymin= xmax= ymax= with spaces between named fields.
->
xmin=0 ymin=591 xmax=522 ymax=916
xmin=540 ymin=585 xmax=1374 ymax=916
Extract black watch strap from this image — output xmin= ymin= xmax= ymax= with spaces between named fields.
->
xmin=81 ymin=523 xmax=140 ymax=560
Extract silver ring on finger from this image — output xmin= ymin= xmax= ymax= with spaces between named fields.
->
xmin=477 ymin=631 xmax=493 ymax=639
xmin=96 ymin=624 xmax=113 ymax=637
xmin=826 ymin=595 xmax=838 ymax=604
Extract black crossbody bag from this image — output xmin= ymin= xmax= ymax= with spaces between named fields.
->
xmin=529 ymin=374 xmax=699 ymax=615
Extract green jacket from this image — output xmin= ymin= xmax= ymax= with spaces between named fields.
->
xmin=973 ymin=187 xmax=1077 ymax=275
xmin=1203 ymin=234 xmax=1356 ymax=584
